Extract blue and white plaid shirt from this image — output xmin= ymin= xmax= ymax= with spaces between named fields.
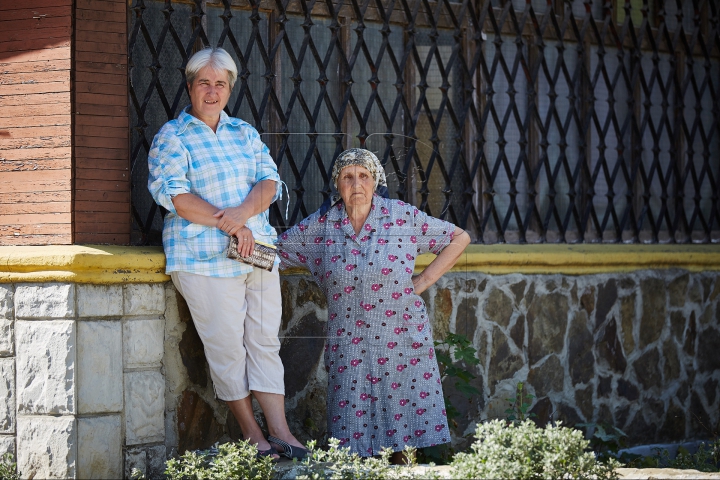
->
xmin=148 ymin=106 xmax=282 ymax=277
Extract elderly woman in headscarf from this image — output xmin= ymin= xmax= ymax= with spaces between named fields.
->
xmin=275 ymin=148 xmax=470 ymax=462
xmin=147 ymin=47 xmax=306 ymax=460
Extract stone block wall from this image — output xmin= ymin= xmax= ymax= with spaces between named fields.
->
xmin=165 ymin=269 xmax=720 ymax=455
xmin=0 ymin=282 xmax=167 ymax=479
xmin=409 ymin=270 xmax=720 ymax=447
xmin=1 ymin=267 xmax=719 ymax=478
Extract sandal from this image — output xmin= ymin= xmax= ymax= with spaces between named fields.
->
xmin=267 ymin=435 xmax=309 ymax=460
xmin=256 ymin=447 xmax=280 ymax=462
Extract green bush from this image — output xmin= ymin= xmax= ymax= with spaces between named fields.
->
xmin=164 ymin=440 xmax=275 ymax=480
xmin=0 ymin=453 xmax=19 ymax=480
xmin=450 ymin=419 xmax=620 ymax=480
xmin=434 ymin=332 xmax=481 ymax=428
xmin=295 ymin=438 xmax=442 ymax=480
xmin=159 ymin=422 xmax=626 ymax=479
xmin=505 ymin=382 xmax=537 ymax=423
xmin=654 ymin=438 xmax=720 ymax=472
xmin=576 ymin=422 xmax=638 ymax=464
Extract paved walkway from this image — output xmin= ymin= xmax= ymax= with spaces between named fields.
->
xmin=618 ymin=468 xmax=720 ymax=479
xmin=274 ymin=459 xmax=720 ymax=479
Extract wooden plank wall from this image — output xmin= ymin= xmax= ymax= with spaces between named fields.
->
xmin=0 ymin=0 xmax=73 ymax=245
xmin=74 ymin=0 xmax=130 ymax=244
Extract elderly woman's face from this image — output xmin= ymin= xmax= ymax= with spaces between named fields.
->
xmin=337 ymin=165 xmax=375 ymax=207
xmin=187 ymin=65 xmax=231 ymax=123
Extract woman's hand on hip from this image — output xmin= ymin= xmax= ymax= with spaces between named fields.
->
xmin=234 ymin=226 xmax=256 ymax=257
xmin=411 ymin=227 xmax=470 ymax=294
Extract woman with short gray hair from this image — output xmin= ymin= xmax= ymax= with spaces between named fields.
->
xmin=148 ymin=47 xmax=306 ymax=461
xmin=184 ymin=46 xmax=238 ymax=88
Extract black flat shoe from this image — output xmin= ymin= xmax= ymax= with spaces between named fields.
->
xmin=267 ymin=435 xmax=309 ymax=460
xmin=256 ymin=447 xmax=280 ymax=462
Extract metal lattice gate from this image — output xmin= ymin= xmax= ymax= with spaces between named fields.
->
xmin=129 ymin=0 xmax=720 ymax=245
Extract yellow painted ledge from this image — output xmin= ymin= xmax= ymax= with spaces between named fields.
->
xmin=1 ymin=244 xmax=720 ymax=284
xmin=0 ymin=245 xmax=168 ymax=284
xmin=281 ymin=244 xmax=720 ymax=276
xmin=435 ymin=244 xmax=720 ymax=275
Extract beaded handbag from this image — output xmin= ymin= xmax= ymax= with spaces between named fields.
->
xmin=226 ymin=236 xmax=277 ymax=271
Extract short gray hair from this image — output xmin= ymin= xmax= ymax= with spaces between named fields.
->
xmin=185 ymin=47 xmax=238 ymax=88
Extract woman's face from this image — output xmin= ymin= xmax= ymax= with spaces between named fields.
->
xmin=337 ymin=165 xmax=375 ymax=207
xmin=187 ymin=65 xmax=232 ymax=124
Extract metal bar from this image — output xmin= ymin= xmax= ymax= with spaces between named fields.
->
xmin=128 ymin=0 xmax=720 ymax=245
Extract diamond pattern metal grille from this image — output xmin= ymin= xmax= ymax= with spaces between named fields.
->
xmin=129 ymin=0 xmax=720 ymax=245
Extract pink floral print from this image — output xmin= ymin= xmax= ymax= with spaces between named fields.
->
xmin=276 ymin=195 xmax=454 ymax=457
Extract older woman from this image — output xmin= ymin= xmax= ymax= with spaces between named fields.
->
xmin=147 ymin=47 xmax=306 ymax=460
xmin=276 ymin=148 xmax=470 ymax=462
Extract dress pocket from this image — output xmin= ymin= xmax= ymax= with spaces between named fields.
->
xmin=180 ymin=223 xmax=229 ymax=260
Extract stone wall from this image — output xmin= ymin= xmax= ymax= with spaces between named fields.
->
xmin=1 ymin=267 xmax=719 ymax=478
xmin=0 ymin=283 xmax=167 ymax=479
xmin=168 ymin=269 xmax=720 ymax=454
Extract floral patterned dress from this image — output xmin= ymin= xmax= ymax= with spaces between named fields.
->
xmin=277 ymin=195 xmax=455 ymax=456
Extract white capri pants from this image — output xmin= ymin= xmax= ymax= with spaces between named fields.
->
xmin=171 ymin=266 xmax=284 ymax=401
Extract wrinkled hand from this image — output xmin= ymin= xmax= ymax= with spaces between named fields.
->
xmin=214 ymin=206 xmax=250 ymax=237
xmin=233 ymin=227 xmax=255 ymax=258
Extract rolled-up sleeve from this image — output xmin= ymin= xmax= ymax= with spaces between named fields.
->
xmin=148 ymin=129 xmax=191 ymax=214
xmin=249 ymin=129 xmax=282 ymax=202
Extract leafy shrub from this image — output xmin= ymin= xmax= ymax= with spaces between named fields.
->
xmin=295 ymin=438 xmax=442 ymax=480
xmin=159 ymin=422 xmax=625 ymax=480
xmin=0 ymin=453 xmax=19 ymax=480
xmin=576 ymin=422 xmax=637 ymax=464
xmin=129 ymin=467 xmax=147 ymax=480
xmin=164 ymin=440 xmax=275 ymax=480
xmin=653 ymin=438 xmax=720 ymax=472
xmin=434 ymin=332 xmax=481 ymax=429
xmin=163 ymin=438 xmax=440 ymax=480
xmin=450 ymin=419 xmax=620 ymax=480
xmin=421 ymin=332 xmax=481 ymax=465
xmin=504 ymin=382 xmax=536 ymax=423
xmin=416 ymin=443 xmax=453 ymax=466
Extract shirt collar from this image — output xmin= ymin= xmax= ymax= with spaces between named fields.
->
xmin=323 ymin=200 xmax=344 ymax=222
xmin=324 ymin=194 xmax=389 ymax=222
xmin=176 ymin=106 xmax=239 ymax=134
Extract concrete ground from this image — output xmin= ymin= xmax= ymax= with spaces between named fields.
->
xmin=617 ymin=468 xmax=720 ymax=479
xmin=273 ymin=459 xmax=720 ymax=479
